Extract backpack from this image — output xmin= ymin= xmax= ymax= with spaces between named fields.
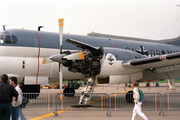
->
xmin=138 ymin=87 xmax=144 ymax=102
xmin=20 ymin=96 xmax=29 ymax=108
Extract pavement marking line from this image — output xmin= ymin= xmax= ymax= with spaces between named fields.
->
xmin=29 ymin=110 xmax=66 ymax=120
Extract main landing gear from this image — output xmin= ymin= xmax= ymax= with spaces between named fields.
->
xmin=63 ymin=80 xmax=82 ymax=97
xmin=125 ymin=91 xmax=134 ymax=103
xmin=79 ymin=77 xmax=96 ymax=105
xmin=146 ymin=82 xmax=159 ymax=87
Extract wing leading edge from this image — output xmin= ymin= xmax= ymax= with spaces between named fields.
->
xmin=122 ymin=52 xmax=180 ymax=69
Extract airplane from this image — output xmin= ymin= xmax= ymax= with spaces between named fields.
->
xmin=0 ymin=19 xmax=180 ymax=103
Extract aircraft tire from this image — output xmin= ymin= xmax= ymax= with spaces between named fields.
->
xmin=63 ymin=88 xmax=69 ymax=97
xmin=146 ymin=83 xmax=150 ymax=87
xmin=67 ymin=88 xmax=75 ymax=97
xmin=125 ymin=91 xmax=134 ymax=103
xmin=156 ymin=83 xmax=159 ymax=87
xmin=63 ymin=88 xmax=75 ymax=97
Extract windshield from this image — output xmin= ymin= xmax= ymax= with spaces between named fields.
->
xmin=0 ymin=35 xmax=4 ymax=43
xmin=0 ymin=34 xmax=17 ymax=44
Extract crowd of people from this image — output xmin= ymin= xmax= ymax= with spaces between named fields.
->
xmin=0 ymin=74 xmax=27 ymax=120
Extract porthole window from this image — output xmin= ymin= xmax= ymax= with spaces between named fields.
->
xmin=151 ymin=49 xmax=155 ymax=57
xmin=156 ymin=50 xmax=160 ymax=55
xmin=125 ymin=47 xmax=130 ymax=50
xmin=162 ymin=49 xmax=165 ymax=54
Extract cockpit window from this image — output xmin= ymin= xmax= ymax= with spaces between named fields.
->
xmin=12 ymin=35 xmax=17 ymax=43
xmin=0 ymin=35 xmax=18 ymax=44
xmin=5 ymin=35 xmax=11 ymax=43
xmin=0 ymin=35 xmax=4 ymax=43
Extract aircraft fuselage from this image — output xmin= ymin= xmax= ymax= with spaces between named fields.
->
xmin=0 ymin=29 xmax=180 ymax=83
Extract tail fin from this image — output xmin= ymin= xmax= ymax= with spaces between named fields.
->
xmin=164 ymin=36 xmax=180 ymax=46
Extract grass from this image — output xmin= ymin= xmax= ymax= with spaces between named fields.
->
xmin=146 ymin=79 xmax=180 ymax=83
xmin=49 ymin=78 xmax=180 ymax=85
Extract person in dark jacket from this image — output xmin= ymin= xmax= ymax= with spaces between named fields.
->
xmin=0 ymin=74 xmax=18 ymax=120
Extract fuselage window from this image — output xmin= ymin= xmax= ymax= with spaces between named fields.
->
xmin=156 ymin=50 xmax=160 ymax=55
xmin=162 ymin=49 xmax=165 ymax=54
xmin=151 ymin=49 xmax=155 ymax=57
xmin=5 ymin=35 xmax=11 ymax=43
xmin=125 ymin=47 xmax=130 ymax=50
xmin=12 ymin=35 xmax=17 ymax=43
xmin=0 ymin=35 xmax=4 ymax=43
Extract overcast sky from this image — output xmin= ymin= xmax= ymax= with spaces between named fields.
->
xmin=1 ymin=0 xmax=180 ymax=40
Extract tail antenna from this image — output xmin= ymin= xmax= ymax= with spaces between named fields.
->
xmin=3 ymin=25 xmax=6 ymax=31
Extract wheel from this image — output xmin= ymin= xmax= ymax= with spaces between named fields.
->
xmin=156 ymin=83 xmax=159 ymax=87
xmin=125 ymin=91 xmax=134 ymax=103
xmin=63 ymin=88 xmax=75 ymax=97
xmin=55 ymin=113 xmax=58 ymax=117
xmin=146 ymin=83 xmax=150 ymax=87
xmin=67 ymin=88 xmax=75 ymax=97
xmin=73 ymin=82 xmax=80 ymax=89
xmin=63 ymin=88 xmax=69 ymax=97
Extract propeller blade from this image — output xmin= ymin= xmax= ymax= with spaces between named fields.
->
xmin=59 ymin=19 xmax=64 ymax=54
xmin=58 ymin=18 xmax=64 ymax=99
xmin=42 ymin=58 xmax=53 ymax=64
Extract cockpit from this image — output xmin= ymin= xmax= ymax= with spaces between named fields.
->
xmin=0 ymin=32 xmax=17 ymax=44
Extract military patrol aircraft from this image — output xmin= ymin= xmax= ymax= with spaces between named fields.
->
xmin=0 ymin=19 xmax=180 ymax=103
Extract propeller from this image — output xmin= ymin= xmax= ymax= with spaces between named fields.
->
xmin=58 ymin=18 xmax=64 ymax=98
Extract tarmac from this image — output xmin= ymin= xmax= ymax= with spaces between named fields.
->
xmin=22 ymin=83 xmax=180 ymax=120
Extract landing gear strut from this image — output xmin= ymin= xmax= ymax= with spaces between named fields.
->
xmin=79 ymin=77 xmax=97 ymax=105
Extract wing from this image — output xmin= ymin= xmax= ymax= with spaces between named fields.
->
xmin=122 ymin=52 xmax=180 ymax=69
xmin=65 ymin=39 xmax=99 ymax=51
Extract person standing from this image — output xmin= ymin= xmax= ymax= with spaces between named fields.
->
xmin=0 ymin=74 xmax=18 ymax=120
xmin=131 ymin=81 xmax=148 ymax=120
xmin=9 ymin=77 xmax=22 ymax=120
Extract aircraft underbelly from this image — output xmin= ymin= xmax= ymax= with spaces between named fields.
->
xmin=99 ymin=60 xmax=142 ymax=78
